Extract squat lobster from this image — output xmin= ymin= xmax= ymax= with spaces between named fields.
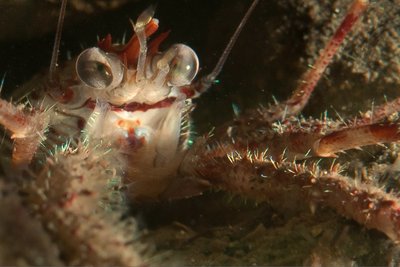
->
xmin=1 ymin=0 xmax=400 ymax=265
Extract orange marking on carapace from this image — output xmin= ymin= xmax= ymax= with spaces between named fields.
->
xmin=181 ymin=86 xmax=195 ymax=98
xmin=117 ymin=119 xmax=125 ymax=127
xmin=125 ymin=127 xmax=146 ymax=149
xmin=59 ymin=87 xmax=74 ymax=104
xmin=85 ymin=97 xmax=176 ymax=113
xmin=116 ymin=119 xmax=141 ymax=131
xmin=61 ymin=192 xmax=77 ymax=208
xmin=148 ymin=30 xmax=171 ymax=56
xmin=13 ymin=114 xmax=27 ymax=126
xmin=98 ymin=19 xmax=159 ymax=66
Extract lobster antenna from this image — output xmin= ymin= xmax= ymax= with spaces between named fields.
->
xmin=198 ymin=0 xmax=259 ymax=92
xmin=49 ymin=0 xmax=68 ymax=83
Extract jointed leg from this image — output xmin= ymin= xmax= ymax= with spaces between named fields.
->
xmin=0 ymin=99 xmax=49 ymax=165
xmin=265 ymin=0 xmax=368 ymax=122
xmin=182 ymin=138 xmax=400 ymax=242
xmin=313 ymin=122 xmax=400 ymax=157
xmin=357 ymin=97 xmax=400 ymax=125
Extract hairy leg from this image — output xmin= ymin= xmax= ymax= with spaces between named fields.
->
xmin=0 ymin=99 xmax=49 ymax=165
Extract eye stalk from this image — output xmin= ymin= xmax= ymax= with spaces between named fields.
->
xmin=151 ymin=44 xmax=199 ymax=87
xmin=76 ymin=47 xmax=125 ymax=90
xmin=168 ymin=44 xmax=199 ymax=87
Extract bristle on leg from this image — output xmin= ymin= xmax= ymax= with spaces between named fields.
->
xmin=0 ymin=99 xmax=49 ymax=165
xmin=266 ymin=0 xmax=369 ymax=122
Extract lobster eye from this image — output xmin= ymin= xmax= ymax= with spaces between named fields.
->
xmin=76 ymin=47 xmax=124 ymax=90
xmin=168 ymin=44 xmax=199 ymax=86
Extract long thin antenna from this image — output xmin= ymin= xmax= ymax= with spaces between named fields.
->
xmin=197 ymin=0 xmax=259 ymax=93
xmin=0 ymin=72 xmax=6 ymax=96
xmin=49 ymin=0 xmax=68 ymax=83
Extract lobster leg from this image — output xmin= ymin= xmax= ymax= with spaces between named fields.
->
xmin=356 ymin=97 xmax=400 ymax=125
xmin=223 ymin=117 xmax=400 ymax=161
xmin=184 ymin=148 xmax=400 ymax=242
xmin=314 ymin=123 xmax=400 ymax=157
xmin=0 ymin=99 xmax=49 ymax=165
xmin=23 ymin=142 xmax=146 ymax=265
xmin=181 ymin=131 xmax=400 ymax=242
xmin=181 ymin=115 xmax=400 ymax=241
xmin=265 ymin=0 xmax=368 ymax=122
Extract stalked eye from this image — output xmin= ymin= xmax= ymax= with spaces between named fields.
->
xmin=168 ymin=44 xmax=199 ymax=86
xmin=76 ymin=47 xmax=124 ymax=90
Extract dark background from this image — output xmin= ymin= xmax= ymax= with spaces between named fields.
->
xmin=0 ymin=0 xmax=325 ymax=134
